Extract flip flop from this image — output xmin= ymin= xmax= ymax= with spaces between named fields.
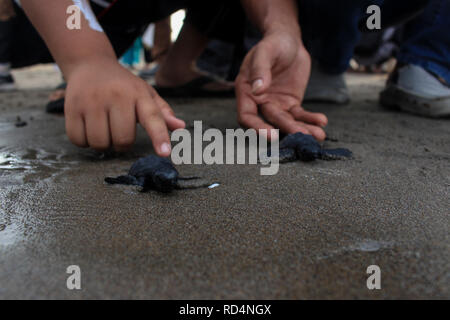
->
xmin=46 ymin=97 xmax=65 ymax=114
xmin=139 ymin=65 xmax=159 ymax=80
xmin=153 ymin=75 xmax=235 ymax=98
xmin=45 ymin=82 xmax=67 ymax=113
xmin=46 ymin=83 xmax=67 ymax=114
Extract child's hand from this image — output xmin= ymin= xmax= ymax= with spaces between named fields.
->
xmin=21 ymin=0 xmax=184 ymax=155
xmin=64 ymin=58 xmax=185 ymax=156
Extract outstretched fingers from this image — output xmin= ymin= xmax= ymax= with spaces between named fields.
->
xmin=236 ymin=86 xmax=277 ymax=141
xmin=261 ymin=103 xmax=327 ymax=141
xmin=261 ymin=103 xmax=309 ymax=134
xmin=151 ymin=89 xmax=186 ymax=131
xmin=289 ymin=106 xmax=328 ymax=127
xmin=136 ymin=96 xmax=172 ymax=157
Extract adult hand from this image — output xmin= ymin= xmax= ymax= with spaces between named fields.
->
xmin=236 ymin=32 xmax=328 ymax=141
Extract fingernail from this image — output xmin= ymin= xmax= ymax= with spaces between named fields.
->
xmin=252 ymin=79 xmax=264 ymax=93
xmin=160 ymin=142 xmax=171 ymax=155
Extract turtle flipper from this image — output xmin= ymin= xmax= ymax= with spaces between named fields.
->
xmin=105 ymin=175 xmax=141 ymax=186
xmin=176 ymin=177 xmax=212 ymax=189
xmin=320 ymin=148 xmax=353 ymax=160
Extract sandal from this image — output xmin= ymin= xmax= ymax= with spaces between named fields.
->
xmin=46 ymin=83 xmax=66 ymax=114
xmin=153 ymin=75 xmax=234 ymax=98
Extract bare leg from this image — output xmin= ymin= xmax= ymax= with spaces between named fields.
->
xmin=155 ymin=22 xmax=233 ymax=91
xmin=0 ymin=0 xmax=15 ymax=21
xmin=48 ymin=20 xmax=232 ymax=103
xmin=152 ymin=18 xmax=171 ymax=64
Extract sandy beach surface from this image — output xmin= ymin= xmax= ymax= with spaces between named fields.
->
xmin=0 ymin=65 xmax=448 ymax=299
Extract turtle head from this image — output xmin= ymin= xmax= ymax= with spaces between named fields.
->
xmin=151 ymin=170 xmax=178 ymax=193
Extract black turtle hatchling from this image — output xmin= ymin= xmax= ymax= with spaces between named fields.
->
xmin=273 ymin=132 xmax=352 ymax=163
xmin=105 ymin=155 xmax=210 ymax=193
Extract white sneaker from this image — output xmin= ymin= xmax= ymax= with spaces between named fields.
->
xmin=380 ymin=64 xmax=450 ymax=118
xmin=304 ymin=62 xmax=350 ymax=105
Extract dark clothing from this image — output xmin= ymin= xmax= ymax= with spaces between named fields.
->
xmin=397 ymin=0 xmax=450 ymax=83
xmin=9 ymin=0 xmax=245 ymax=68
xmin=8 ymin=3 xmax=53 ymax=68
xmin=8 ymin=0 xmax=446 ymax=83
xmin=298 ymin=0 xmax=429 ymax=74
xmin=0 ymin=20 xmax=13 ymax=63
xmin=298 ymin=0 xmax=450 ymax=83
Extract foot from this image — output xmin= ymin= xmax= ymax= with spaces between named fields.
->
xmin=155 ymin=64 xmax=233 ymax=92
xmin=49 ymin=87 xmax=66 ymax=102
xmin=0 ymin=74 xmax=16 ymax=91
xmin=303 ymin=61 xmax=350 ymax=105
xmin=380 ymin=64 xmax=450 ymax=118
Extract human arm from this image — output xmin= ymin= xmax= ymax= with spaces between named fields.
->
xmin=237 ymin=0 xmax=328 ymax=141
xmin=21 ymin=0 xmax=185 ymax=153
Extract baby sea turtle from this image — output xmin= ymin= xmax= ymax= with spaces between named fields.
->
xmin=105 ymin=155 xmax=210 ymax=193
xmin=273 ymin=132 xmax=352 ymax=163
xmin=15 ymin=116 xmax=27 ymax=128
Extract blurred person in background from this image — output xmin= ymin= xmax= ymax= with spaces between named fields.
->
xmin=379 ymin=0 xmax=450 ymax=117
xmin=351 ymin=27 xmax=402 ymax=74
xmin=139 ymin=18 xmax=172 ymax=80
xmin=303 ymin=0 xmax=449 ymax=118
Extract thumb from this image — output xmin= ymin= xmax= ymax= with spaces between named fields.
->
xmin=249 ymin=47 xmax=274 ymax=95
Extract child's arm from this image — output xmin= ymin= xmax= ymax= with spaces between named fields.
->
xmin=21 ymin=0 xmax=185 ymax=155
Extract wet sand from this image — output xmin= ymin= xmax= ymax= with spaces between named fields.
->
xmin=0 ymin=66 xmax=449 ymax=299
